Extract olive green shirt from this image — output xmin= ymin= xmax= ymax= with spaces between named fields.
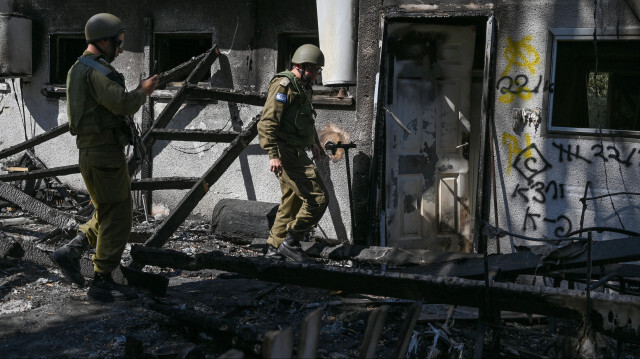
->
xmin=258 ymin=71 xmax=315 ymax=159
xmin=66 ymin=51 xmax=146 ymax=149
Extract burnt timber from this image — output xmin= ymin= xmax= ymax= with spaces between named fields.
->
xmin=129 ymin=244 xmax=640 ymax=340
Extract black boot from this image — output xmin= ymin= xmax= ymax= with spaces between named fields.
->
xmin=264 ymin=245 xmax=283 ymax=260
xmin=87 ymin=271 xmax=138 ymax=302
xmin=50 ymin=232 xmax=89 ymax=287
xmin=277 ymin=233 xmax=311 ymax=263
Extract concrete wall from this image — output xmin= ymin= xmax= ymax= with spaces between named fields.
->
xmin=0 ymin=0 xmax=356 ymax=241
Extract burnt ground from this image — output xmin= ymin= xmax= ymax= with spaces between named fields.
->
xmin=1 ymin=208 xmax=639 ymax=358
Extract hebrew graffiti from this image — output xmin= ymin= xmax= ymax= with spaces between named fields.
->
xmin=498 ymin=35 xmax=541 ymax=104
xmin=501 ymin=133 xmax=531 ymax=174
xmin=512 ymin=143 xmax=552 ymax=185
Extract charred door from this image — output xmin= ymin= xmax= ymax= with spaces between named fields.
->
xmin=384 ymin=24 xmax=475 ymax=251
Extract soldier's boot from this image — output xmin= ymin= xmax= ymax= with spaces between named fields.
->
xmin=50 ymin=232 xmax=89 ymax=287
xmin=264 ymin=245 xmax=284 ymax=260
xmin=87 ymin=271 xmax=139 ymax=302
xmin=277 ymin=232 xmax=311 ymax=263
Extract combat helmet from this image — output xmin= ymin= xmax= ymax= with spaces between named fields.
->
xmin=85 ymin=13 xmax=125 ymax=43
xmin=291 ymin=44 xmax=324 ymax=66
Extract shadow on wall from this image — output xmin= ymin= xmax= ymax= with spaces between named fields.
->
xmin=316 ymin=157 xmax=349 ymax=242
xmin=214 ymin=54 xmax=257 ymax=201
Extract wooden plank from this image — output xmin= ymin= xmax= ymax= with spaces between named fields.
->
xmin=150 ymin=129 xmax=239 ymax=142
xmin=392 ymin=301 xmax=422 ymax=359
xmin=186 ymin=86 xmax=267 ymax=106
xmin=0 ymin=123 xmax=69 ymax=160
xmin=298 ymin=308 xmax=322 ymax=359
xmin=358 ymin=305 xmax=389 ymax=359
xmin=131 ymin=177 xmax=199 ymax=191
xmin=262 ymin=328 xmax=293 ymax=359
xmin=0 ymin=164 xmax=79 ymax=181
xmin=138 ymin=115 xmax=260 ymax=250
xmin=129 ymin=244 xmax=640 ymax=338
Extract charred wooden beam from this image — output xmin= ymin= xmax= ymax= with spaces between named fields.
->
xmin=150 ymin=129 xmax=239 ymax=142
xmin=0 ymin=164 xmax=79 ymax=181
xmin=136 ymin=115 xmax=260 ymax=251
xmin=157 ymin=52 xmax=207 ymax=89
xmin=131 ymin=177 xmax=199 ymax=191
xmin=398 ymin=237 xmax=640 ymax=279
xmin=185 ymin=86 xmax=267 ymax=106
xmin=0 ymin=123 xmax=69 ymax=160
xmin=130 ymin=245 xmax=640 ymax=338
xmin=0 ymin=181 xmax=86 ymax=228
xmin=0 ymin=235 xmax=167 ymax=296
xmin=131 ymin=46 xmax=221 ymax=176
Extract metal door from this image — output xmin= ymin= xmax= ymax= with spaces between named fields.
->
xmin=384 ymin=24 xmax=475 ymax=251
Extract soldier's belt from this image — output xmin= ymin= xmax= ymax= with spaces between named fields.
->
xmin=78 ymin=144 xmax=123 ymax=153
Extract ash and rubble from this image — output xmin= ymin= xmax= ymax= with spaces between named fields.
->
xmin=1 ymin=196 xmax=639 ymax=358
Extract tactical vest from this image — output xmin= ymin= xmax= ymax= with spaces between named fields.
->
xmin=274 ymin=71 xmax=316 ymax=148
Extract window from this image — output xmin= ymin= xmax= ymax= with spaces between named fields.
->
xmin=154 ymin=33 xmax=212 ymax=82
xmin=49 ymin=34 xmax=86 ymax=84
xmin=548 ymin=28 xmax=640 ymax=135
xmin=277 ymin=34 xmax=323 ymax=86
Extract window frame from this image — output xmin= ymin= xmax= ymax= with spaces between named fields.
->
xmin=48 ymin=32 xmax=86 ymax=85
xmin=547 ymin=27 xmax=640 ymax=136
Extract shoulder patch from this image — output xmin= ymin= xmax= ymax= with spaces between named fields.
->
xmin=279 ymin=77 xmax=291 ymax=87
xmin=275 ymin=93 xmax=287 ymax=103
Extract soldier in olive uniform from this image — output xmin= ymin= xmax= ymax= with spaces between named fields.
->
xmin=258 ymin=44 xmax=329 ymax=262
xmin=50 ymin=13 xmax=158 ymax=301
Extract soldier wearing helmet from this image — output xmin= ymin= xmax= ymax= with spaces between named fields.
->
xmin=257 ymin=44 xmax=329 ymax=262
xmin=50 ymin=13 xmax=158 ymax=301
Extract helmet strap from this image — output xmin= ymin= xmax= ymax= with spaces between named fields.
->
xmin=296 ymin=64 xmax=311 ymax=83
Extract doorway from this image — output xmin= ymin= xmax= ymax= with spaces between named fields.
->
xmin=380 ymin=18 xmax=489 ymax=252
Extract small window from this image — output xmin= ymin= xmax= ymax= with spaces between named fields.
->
xmin=154 ymin=33 xmax=212 ymax=82
xmin=49 ymin=34 xmax=86 ymax=84
xmin=277 ymin=34 xmax=322 ymax=86
xmin=548 ymin=29 xmax=640 ymax=135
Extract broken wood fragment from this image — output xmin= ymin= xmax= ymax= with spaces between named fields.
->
xmin=392 ymin=301 xmax=422 ymax=359
xmin=0 ymin=181 xmax=86 ymax=228
xmin=359 ymin=305 xmax=389 ymax=359
xmin=0 ymin=165 xmax=79 ymax=182
xmin=131 ymin=177 xmax=200 ymax=191
xmin=298 ymin=307 xmax=322 ymax=359
xmin=263 ymin=327 xmax=294 ymax=359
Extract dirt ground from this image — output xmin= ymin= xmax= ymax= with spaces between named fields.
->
xmin=1 ymin=208 xmax=639 ymax=358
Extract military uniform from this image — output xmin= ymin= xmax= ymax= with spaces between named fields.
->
xmin=258 ymin=70 xmax=329 ymax=248
xmin=66 ymin=51 xmax=146 ymax=274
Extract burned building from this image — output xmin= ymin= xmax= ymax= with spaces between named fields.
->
xmin=2 ymin=0 xmax=640 ymax=357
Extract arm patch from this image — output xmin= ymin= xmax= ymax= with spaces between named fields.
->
xmin=275 ymin=93 xmax=287 ymax=103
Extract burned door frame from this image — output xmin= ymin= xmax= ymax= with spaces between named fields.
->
xmin=370 ymin=10 xmax=496 ymax=251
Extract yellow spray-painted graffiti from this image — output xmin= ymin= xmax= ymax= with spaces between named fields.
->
xmin=502 ymin=132 xmax=531 ymax=174
xmin=499 ymin=35 xmax=540 ymax=104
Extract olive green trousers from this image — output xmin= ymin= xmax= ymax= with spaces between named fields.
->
xmin=77 ymin=148 xmax=132 ymax=274
xmin=267 ymin=146 xmax=329 ymax=248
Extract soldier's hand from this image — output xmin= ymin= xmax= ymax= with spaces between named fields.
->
xmin=269 ymin=158 xmax=283 ymax=177
xmin=141 ymin=74 xmax=159 ymax=96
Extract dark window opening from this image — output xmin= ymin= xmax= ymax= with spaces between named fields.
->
xmin=49 ymin=34 xmax=86 ymax=84
xmin=277 ymin=34 xmax=322 ymax=86
xmin=550 ymin=39 xmax=640 ymax=133
xmin=154 ymin=33 xmax=212 ymax=82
